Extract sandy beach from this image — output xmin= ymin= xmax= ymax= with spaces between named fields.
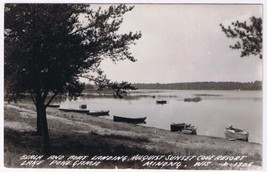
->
xmin=4 ymin=101 xmax=262 ymax=170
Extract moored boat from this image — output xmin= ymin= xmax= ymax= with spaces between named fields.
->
xmin=87 ymin=111 xmax=110 ymax=116
xmin=113 ymin=116 xmax=146 ymax=124
xmin=170 ymin=123 xmax=197 ymax=135
xmin=79 ymin=104 xmax=87 ymax=109
xmin=181 ymin=125 xmax=197 ymax=135
xmin=184 ymin=97 xmax=201 ymax=102
xmin=156 ymin=100 xmax=167 ymax=104
xmin=59 ymin=108 xmax=90 ymax=113
xmin=170 ymin=123 xmax=191 ymax=132
xmin=224 ymin=126 xmax=249 ymax=141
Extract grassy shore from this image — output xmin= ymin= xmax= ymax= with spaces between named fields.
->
xmin=4 ymin=101 xmax=262 ymax=170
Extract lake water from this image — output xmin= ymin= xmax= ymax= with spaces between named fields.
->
xmin=60 ymin=90 xmax=263 ymax=144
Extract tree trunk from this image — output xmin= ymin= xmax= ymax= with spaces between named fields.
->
xmin=31 ymin=92 xmax=42 ymax=135
xmin=36 ymin=102 xmax=50 ymax=153
xmin=36 ymin=110 xmax=42 ymax=135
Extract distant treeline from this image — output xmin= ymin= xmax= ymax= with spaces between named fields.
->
xmin=132 ymin=81 xmax=262 ymax=90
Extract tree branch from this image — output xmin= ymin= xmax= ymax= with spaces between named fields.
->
xmin=30 ymin=91 xmax=37 ymax=105
xmin=42 ymin=90 xmax=49 ymax=102
xmin=45 ymin=92 xmax=59 ymax=108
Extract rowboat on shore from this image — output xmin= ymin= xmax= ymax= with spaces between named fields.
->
xmin=87 ymin=111 xmax=110 ymax=116
xmin=59 ymin=108 xmax=90 ymax=113
xmin=171 ymin=123 xmax=191 ymax=132
xmin=181 ymin=125 xmax=197 ymax=135
xmin=224 ymin=126 xmax=249 ymax=141
xmin=170 ymin=123 xmax=197 ymax=135
xmin=156 ymin=100 xmax=167 ymax=104
xmin=113 ymin=116 xmax=146 ymax=124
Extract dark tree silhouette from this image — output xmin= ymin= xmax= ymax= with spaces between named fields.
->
xmin=4 ymin=4 xmax=141 ymax=152
xmin=220 ymin=16 xmax=262 ymax=59
xmin=83 ymin=70 xmax=137 ymax=98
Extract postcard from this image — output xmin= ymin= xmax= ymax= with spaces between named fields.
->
xmin=1 ymin=2 xmax=264 ymax=171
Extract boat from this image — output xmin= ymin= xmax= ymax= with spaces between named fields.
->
xmin=224 ymin=126 xmax=249 ymax=141
xmin=79 ymin=104 xmax=87 ymax=109
xmin=113 ymin=116 xmax=146 ymax=124
xmin=48 ymin=104 xmax=60 ymax=108
xmin=184 ymin=97 xmax=201 ymax=102
xmin=59 ymin=108 xmax=90 ymax=113
xmin=156 ymin=100 xmax=167 ymax=104
xmin=181 ymin=125 xmax=197 ymax=135
xmin=170 ymin=123 xmax=197 ymax=135
xmin=171 ymin=123 xmax=191 ymax=132
xmin=87 ymin=111 xmax=110 ymax=116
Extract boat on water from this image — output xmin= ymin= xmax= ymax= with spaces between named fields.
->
xmin=184 ymin=97 xmax=201 ymax=102
xmin=79 ymin=104 xmax=87 ymax=109
xmin=156 ymin=100 xmax=167 ymax=104
xmin=113 ymin=116 xmax=146 ymax=124
xmin=171 ymin=123 xmax=191 ymax=132
xmin=59 ymin=108 xmax=90 ymax=113
xmin=224 ymin=126 xmax=249 ymax=141
xmin=170 ymin=123 xmax=197 ymax=135
xmin=87 ymin=111 xmax=110 ymax=116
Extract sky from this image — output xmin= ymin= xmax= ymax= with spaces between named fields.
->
xmin=90 ymin=4 xmax=263 ymax=84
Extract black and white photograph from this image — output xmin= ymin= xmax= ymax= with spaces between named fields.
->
xmin=1 ymin=1 xmax=265 ymax=171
